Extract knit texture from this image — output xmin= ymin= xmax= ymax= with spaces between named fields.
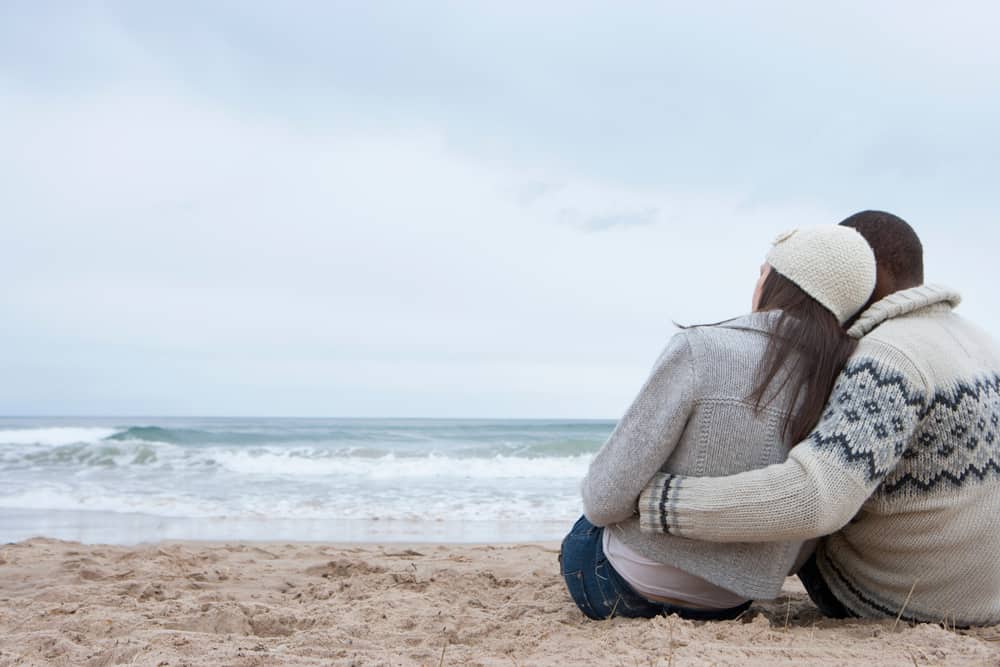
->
xmin=766 ymin=226 xmax=876 ymax=324
xmin=581 ymin=311 xmax=805 ymax=600
xmin=638 ymin=285 xmax=1000 ymax=626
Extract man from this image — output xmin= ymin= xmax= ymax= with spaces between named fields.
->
xmin=638 ymin=210 xmax=1000 ymax=627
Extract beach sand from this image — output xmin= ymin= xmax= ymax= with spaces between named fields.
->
xmin=1 ymin=538 xmax=998 ymax=666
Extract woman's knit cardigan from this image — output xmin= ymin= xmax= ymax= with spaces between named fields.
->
xmin=582 ymin=310 xmax=806 ymax=601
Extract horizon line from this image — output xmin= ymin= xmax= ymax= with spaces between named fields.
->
xmin=0 ymin=414 xmax=618 ymax=422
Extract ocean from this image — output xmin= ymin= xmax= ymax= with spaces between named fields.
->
xmin=0 ymin=417 xmax=613 ymax=544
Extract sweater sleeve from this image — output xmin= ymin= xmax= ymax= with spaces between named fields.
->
xmin=637 ymin=343 xmax=928 ymax=542
xmin=581 ymin=331 xmax=697 ymax=526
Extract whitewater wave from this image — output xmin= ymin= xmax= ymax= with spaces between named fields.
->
xmin=2 ymin=440 xmax=591 ymax=480
xmin=103 ymin=425 xmax=491 ymax=447
xmin=0 ymin=484 xmax=584 ymax=522
xmin=100 ymin=423 xmax=611 ymax=454
xmin=0 ymin=427 xmax=119 ymax=447
xmin=0 ymin=419 xmax=602 ymax=530
xmin=0 ymin=486 xmax=226 ymax=519
xmin=106 ymin=425 xmax=207 ymax=444
xmin=212 ymin=451 xmax=593 ymax=479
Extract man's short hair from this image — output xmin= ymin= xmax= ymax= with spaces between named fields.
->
xmin=838 ymin=210 xmax=924 ymax=288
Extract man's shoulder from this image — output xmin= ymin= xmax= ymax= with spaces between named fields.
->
xmin=857 ymin=309 xmax=1000 ymax=390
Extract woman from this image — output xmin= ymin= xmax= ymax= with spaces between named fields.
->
xmin=561 ymin=225 xmax=877 ymax=621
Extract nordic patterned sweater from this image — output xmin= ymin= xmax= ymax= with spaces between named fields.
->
xmin=638 ymin=285 xmax=1000 ymax=627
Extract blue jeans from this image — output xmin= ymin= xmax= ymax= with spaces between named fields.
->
xmin=796 ymin=553 xmax=854 ymax=619
xmin=559 ymin=516 xmax=752 ymax=621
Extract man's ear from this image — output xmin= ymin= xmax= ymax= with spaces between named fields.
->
xmin=872 ymin=266 xmax=897 ymax=302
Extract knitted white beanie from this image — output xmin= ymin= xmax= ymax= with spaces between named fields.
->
xmin=766 ymin=225 xmax=877 ymax=324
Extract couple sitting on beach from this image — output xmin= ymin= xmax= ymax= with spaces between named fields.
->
xmin=562 ymin=210 xmax=1000 ymax=627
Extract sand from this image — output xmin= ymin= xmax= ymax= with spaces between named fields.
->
xmin=1 ymin=538 xmax=998 ymax=666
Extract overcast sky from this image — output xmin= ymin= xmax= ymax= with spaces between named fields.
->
xmin=2 ymin=1 xmax=998 ymax=418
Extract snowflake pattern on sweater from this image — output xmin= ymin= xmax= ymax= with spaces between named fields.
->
xmin=807 ymin=359 xmax=926 ymax=487
xmin=808 ymin=361 xmax=1000 ymax=497
xmin=886 ymin=373 xmax=1000 ymax=495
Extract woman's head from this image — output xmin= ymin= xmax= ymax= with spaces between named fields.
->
xmin=759 ymin=226 xmax=876 ymax=323
xmin=749 ymin=225 xmax=876 ymax=444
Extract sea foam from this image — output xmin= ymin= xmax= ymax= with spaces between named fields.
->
xmin=0 ymin=427 xmax=119 ymax=447
xmin=0 ymin=418 xmax=610 ymax=538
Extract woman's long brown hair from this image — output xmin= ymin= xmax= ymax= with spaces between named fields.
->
xmin=750 ymin=270 xmax=859 ymax=444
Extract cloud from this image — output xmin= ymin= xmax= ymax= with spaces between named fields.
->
xmin=511 ymin=181 xmax=564 ymax=207
xmin=558 ymin=207 xmax=660 ymax=232
xmin=1 ymin=2 xmax=998 ymax=416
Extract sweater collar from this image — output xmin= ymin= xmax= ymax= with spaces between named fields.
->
xmin=846 ymin=284 xmax=962 ymax=339
xmin=716 ymin=310 xmax=783 ymax=334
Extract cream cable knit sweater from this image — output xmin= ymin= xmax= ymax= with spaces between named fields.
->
xmin=638 ymin=285 xmax=1000 ymax=626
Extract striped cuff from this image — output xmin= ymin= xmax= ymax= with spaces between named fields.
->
xmin=637 ymin=473 xmax=679 ymax=534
